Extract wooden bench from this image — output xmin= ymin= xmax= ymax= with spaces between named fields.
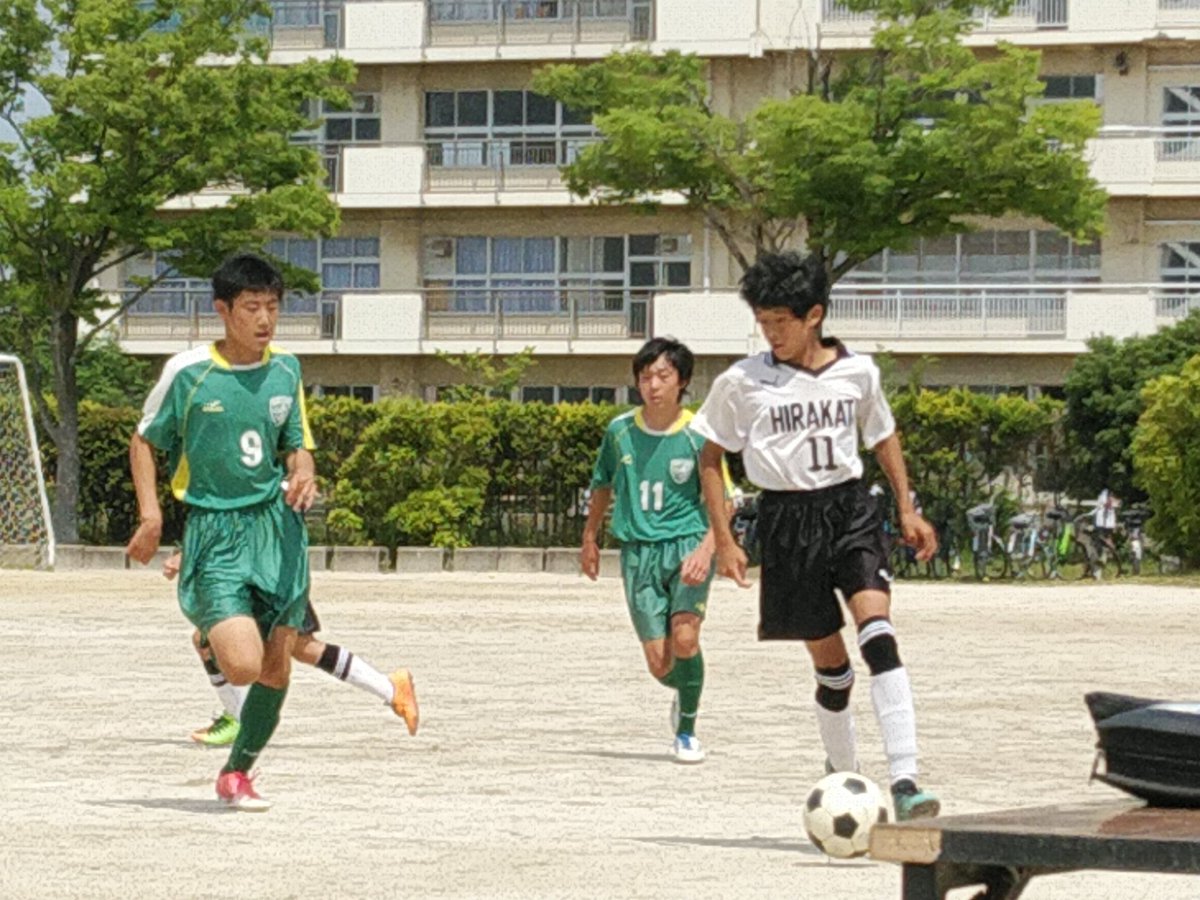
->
xmin=869 ymin=801 xmax=1200 ymax=899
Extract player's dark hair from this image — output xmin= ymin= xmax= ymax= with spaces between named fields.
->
xmin=212 ymin=253 xmax=285 ymax=305
xmin=632 ymin=337 xmax=694 ymax=400
xmin=739 ymin=251 xmax=830 ymax=320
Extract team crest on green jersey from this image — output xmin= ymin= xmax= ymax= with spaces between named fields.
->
xmin=269 ymin=395 xmax=293 ymax=426
xmin=669 ymin=458 xmax=694 ymax=484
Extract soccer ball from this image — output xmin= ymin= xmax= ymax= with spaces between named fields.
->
xmin=802 ymin=771 xmax=889 ymax=859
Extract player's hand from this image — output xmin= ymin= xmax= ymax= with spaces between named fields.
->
xmin=580 ymin=538 xmax=600 ymax=581
xmin=715 ymin=539 xmax=752 ymax=588
xmin=900 ymin=511 xmax=938 ymax=562
xmin=162 ymin=551 xmax=181 ymax=581
xmin=284 ymin=472 xmax=318 ymax=513
xmin=127 ymin=516 xmax=163 ymax=565
xmin=680 ymin=545 xmax=714 ymax=586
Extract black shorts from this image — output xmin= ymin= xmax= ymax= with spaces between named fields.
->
xmin=756 ymin=479 xmax=891 ymax=642
xmin=300 ymin=601 xmax=320 ymax=636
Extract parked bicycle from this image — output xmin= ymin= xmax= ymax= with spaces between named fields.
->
xmin=967 ymin=503 xmax=1009 ymax=580
xmin=1041 ymin=506 xmax=1071 ymax=579
xmin=1004 ymin=511 xmax=1051 ymax=580
xmin=1073 ymin=512 xmax=1122 ymax=580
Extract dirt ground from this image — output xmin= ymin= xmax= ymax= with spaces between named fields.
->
xmin=2 ymin=568 xmax=1198 ymax=899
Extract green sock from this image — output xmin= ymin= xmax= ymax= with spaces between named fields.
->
xmin=222 ymin=683 xmax=287 ymax=774
xmin=673 ymin=652 xmax=704 ymax=737
xmin=656 ymin=663 xmax=682 ymax=690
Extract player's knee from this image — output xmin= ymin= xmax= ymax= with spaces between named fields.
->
xmin=645 ymin=653 xmax=672 ymax=680
xmin=814 ymin=662 xmax=854 ymax=711
xmin=857 ymin=616 xmax=902 ymax=674
xmin=670 ymin=630 xmax=700 ymax=660
xmin=219 ymin=658 xmax=261 ymax=686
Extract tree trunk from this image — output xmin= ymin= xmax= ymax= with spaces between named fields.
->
xmin=50 ymin=309 xmax=81 ymax=544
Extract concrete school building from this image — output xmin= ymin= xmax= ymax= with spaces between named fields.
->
xmin=111 ymin=0 xmax=1200 ymax=402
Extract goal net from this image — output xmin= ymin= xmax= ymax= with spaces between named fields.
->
xmin=0 ymin=355 xmax=55 ymax=569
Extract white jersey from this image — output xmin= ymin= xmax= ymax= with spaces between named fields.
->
xmin=690 ymin=344 xmax=895 ymax=492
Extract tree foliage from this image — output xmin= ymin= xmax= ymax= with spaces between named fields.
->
xmin=1061 ymin=313 xmax=1200 ymax=501
xmin=1132 ymin=355 xmax=1200 ymax=566
xmin=0 ymin=0 xmax=354 ymax=540
xmin=533 ymin=0 xmax=1104 ymax=276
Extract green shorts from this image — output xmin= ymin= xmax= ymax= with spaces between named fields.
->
xmin=619 ymin=534 xmax=714 ymax=643
xmin=178 ymin=496 xmax=310 ymax=638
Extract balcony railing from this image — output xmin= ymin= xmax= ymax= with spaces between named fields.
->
xmin=252 ymin=0 xmax=343 ymax=49
xmin=424 ymin=137 xmax=598 ymax=192
xmin=826 ymin=286 xmax=1067 ymax=337
xmin=1155 ymin=290 xmax=1200 ymax=324
xmin=117 ymin=288 xmax=341 ymax=340
xmin=1159 ymin=0 xmax=1200 ymax=25
xmin=822 ymin=0 xmax=1068 ymax=29
xmin=427 ymin=0 xmax=652 ymax=45
xmin=424 ymin=286 xmax=652 ymax=339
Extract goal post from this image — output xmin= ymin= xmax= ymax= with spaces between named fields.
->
xmin=0 ymin=354 xmax=56 ymax=569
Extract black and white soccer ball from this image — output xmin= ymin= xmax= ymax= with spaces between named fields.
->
xmin=802 ymin=771 xmax=888 ymax=859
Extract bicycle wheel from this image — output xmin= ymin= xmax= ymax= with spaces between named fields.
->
xmin=984 ymin=536 xmax=1010 ymax=579
xmin=1037 ymin=545 xmax=1055 ymax=580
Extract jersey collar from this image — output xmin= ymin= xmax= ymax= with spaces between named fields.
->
xmin=209 ymin=343 xmax=272 ymax=371
xmin=769 ymin=338 xmax=850 ymax=377
xmin=634 ymin=407 xmax=693 ymax=435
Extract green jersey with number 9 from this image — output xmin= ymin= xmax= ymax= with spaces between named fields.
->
xmin=590 ymin=408 xmax=719 ymax=544
xmin=137 ymin=344 xmax=314 ymax=510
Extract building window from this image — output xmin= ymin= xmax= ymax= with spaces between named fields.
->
xmin=296 ymin=93 xmax=382 ymax=145
xmin=521 ymin=385 xmax=624 ymax=404
xmin=1163 ymin=86 xmax=1200 ymax=130
xmin=424 ymin=89 xmax=596 ymax=168
xmin=1161 ymin=242 xmax=1200 ymax=287
xmin=424 ymin=234 xmax=691 ymax=313
xmin=124 ymin=251 xmax=209 ymax=314
xmin=310 ymin=384 xmax=378 ymax=403
xmin=846 ymin=229 xmax=1100 ymax=283
xmin=265 ymin=235 xmax=381 ymax=311
xmin=1038 ymin=75 xmax=1100 ymax=102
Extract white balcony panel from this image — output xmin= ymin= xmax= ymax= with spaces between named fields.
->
xmin=343 ymin=1 xmax=425 ymax=51
xmin=655 ymin=0 xmax=755 ymax=49
xmin=337 ymin=293 xmax=424 ymax=352
xmin=338 ymin=145 xmax=425 ymax=206
xmin=1087 ymin=133 xmax=1200 ymax=197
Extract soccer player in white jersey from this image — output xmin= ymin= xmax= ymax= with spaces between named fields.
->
xmin=691 ymin=251 xmax=941 ymax=821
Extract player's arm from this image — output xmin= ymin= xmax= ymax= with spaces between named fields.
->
xmin=874 ymin=433 xmax=937 ymax=562
xmin=281 ymin=366 xmax=318 ymax=512
xmin=283 ymin=447 xmax=317 ymax=513
xmin=580 ymin=486 xmax=612 ymax=581
xmin=680 ymin=458 xmax=735 ymax=586
xmin=699 ymin=441 xmax=750 ymax=588
xmin=127 ymin=432 xmax=163 ymax=565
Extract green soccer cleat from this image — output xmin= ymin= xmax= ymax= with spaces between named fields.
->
xmin=191 ymin=713 xmax=240 ymax=747
xmin=891 ymin=779 xmax=941 ymax=821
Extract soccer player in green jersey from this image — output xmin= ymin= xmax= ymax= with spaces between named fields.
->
xmin=581 ymin=337 xmax=729 ymax=764
xmin=126 ymin=253 xmax=368 ymax=811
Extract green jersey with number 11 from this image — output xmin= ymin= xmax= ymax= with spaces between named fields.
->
xmin=137 ymin=344 xmax=314 ymax=510
xmin=590 ymin=408 xmax=714 ymax=544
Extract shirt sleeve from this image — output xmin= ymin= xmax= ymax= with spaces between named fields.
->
xmin=137 ymin=366 xmax=182 ymax=453
xmin=690 ymin=370 xmax=748 ymax=452
xmin=589 ymin=426 xmax=616 ymax=490
xmin=280 ymin=357 xmax=316 ymax=453
xmin=857 ymin=360 xmax=896 ymax=450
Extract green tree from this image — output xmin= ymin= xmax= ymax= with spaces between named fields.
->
xmin=1062 ymin=314 xmax=1200 ymax=501
xmin=1132 ymin=355 xmax=1200 ymax=566
xmin=534 ymin=0 xmax=1104 ymax=275
xmin=0 ymin=0 xmax=354 ymax=541
xmin=435 ymin=347 xmax=538 ymax=402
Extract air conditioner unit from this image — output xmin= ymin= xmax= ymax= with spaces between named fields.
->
xmin=429 ymin=239 xmax=454 ymax=259
xmin=661 ymin=237 xmax=680 ymax=254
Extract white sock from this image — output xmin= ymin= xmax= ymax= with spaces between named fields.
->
xmin=215 ymin=681 xmax=248 ymax=720
xmin=870 ymin=667 xmax=919 ymax=784
xmin=815 ymin=703 xmax=859 ymax=773
xmin=328 ymin=646 xmax=394 ymax=704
